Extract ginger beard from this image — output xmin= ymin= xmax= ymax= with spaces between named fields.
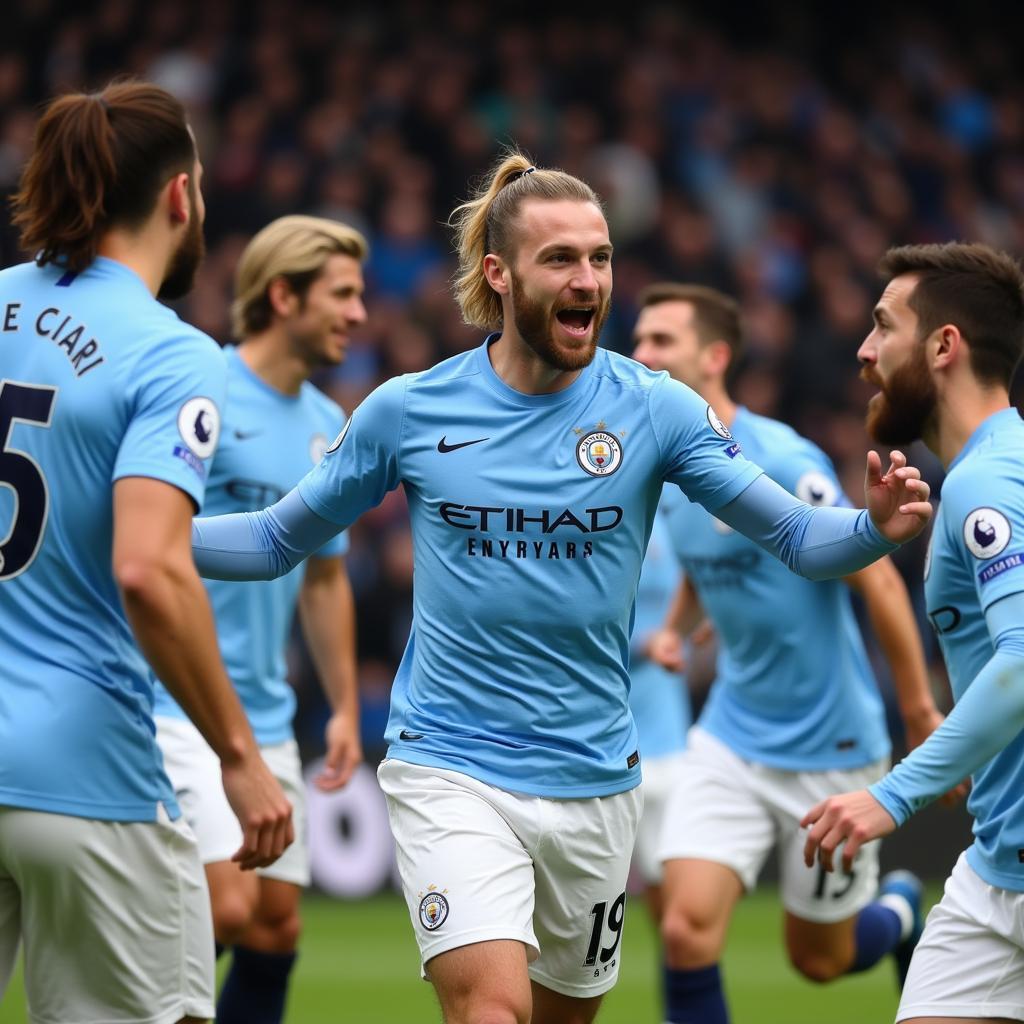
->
xmin=508 ymin=269 xmax=610 ymax=372
xmin=863 ymin=340 xmax=937 ymax=446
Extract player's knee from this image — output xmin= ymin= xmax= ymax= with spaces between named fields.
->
xmin=211 ymin=890 xmax=257 ymax=944
xmin=787 ymin=946 xmax=846 ymax=984
xmin=660 ymin=903 xmax=722 ymax=967
xmin=445 ymin=1000 xmax=528 ymax=1024
xmin=261 ymin=907 xmax=302 ymax=951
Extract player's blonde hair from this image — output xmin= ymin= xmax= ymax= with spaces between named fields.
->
xmin=450 ymin=149 xmax=604 ymax=330
xmin=232 ymin=214 xmax=368 ymax=339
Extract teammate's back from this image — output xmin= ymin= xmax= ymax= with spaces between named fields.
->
xmin=0 ymin=256 xmax=223 ymax=818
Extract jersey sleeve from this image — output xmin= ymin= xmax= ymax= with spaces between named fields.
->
xmin=113 ymin=332 xmax=228 ymax=510
xmin=651 ymin=376 xmax=762 ymax=510
xmin=297 ymin=375 xmax=405 ymax=528
xmin=311 ymin=402 xmax=350 ymax=559
xmin=943 ymin=465 xmax=1024 ymax=612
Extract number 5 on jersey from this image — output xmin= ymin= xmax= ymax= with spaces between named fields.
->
xmin=0 ymin=380 xmax=58 ymax=580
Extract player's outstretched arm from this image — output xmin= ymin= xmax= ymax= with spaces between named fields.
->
xmin=114 ymin=477 xmax=294 ymax=869
xmin=862 ymin=449 xmax=933 ymax=544
xmin=299 ymin=555 xmax=363 ymax=791
xmin=192 ymin=487 xmax=341 ymax=581
xmin=804 ymin=590 xmax=1024 ymax=872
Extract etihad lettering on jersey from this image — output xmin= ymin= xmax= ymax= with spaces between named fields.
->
xmin=21 ymin=305 xmax=105 ymax=377
xmin=440 ymin=503 xmax=622 ymax=533
xmin=440 ymin=502 xmax=622 ymax=560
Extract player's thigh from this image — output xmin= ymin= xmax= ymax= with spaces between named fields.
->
xmin=897 ymin=853 xmax=1024 ymax=1024
xmin=204 ymin=859 xmax=260 ymax=937
xmin=773 ymin=759 xmax=886 ymax=923
xmin=378 ymin=759 xmax=539 ymax=975
xmin=0 ymin=852 xmax=19 ymax=996
xmin=632 ymin=749 xmax=686 ymax=887
xmin=658 ymin=728 xmax=776 ymax=893
xmin=428 ymin=939 xmax=532 ymax=1024
xmin=528 ymin=786 xmax=642 ymax=1000
xmin=157 ymin=716 xmax=242 ymax=866
xmin=255 ymin=739 xmax=310 ymax=888
xmin=1 ymin=805 xmax=214 ymax=1024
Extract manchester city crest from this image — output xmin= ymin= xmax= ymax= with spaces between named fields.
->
xmin=576 ymin=430 xmax=623 ymax=477
xmin=418 ymin=891 xmax=450 ymax=931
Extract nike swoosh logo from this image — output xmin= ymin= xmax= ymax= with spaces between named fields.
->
xmin=437 ymin=435 xmax=489 ymax=453
xmin=234 ymin=429 xmax=261 ymax=441
xmin=399 ymin=729 xmax=424 ymax=741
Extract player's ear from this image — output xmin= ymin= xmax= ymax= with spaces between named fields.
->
xmin=483 ymin=253 xmax=510 ymax=296
xmin=267 ymin=276 xmax=299 ymax=318
xmin=932 ymin=324 xmax=961 ymax=370
xmin=165 ymin=172 xmax=190 ymax=226
xmin=704 ymin=339 xmax=732 ymax=378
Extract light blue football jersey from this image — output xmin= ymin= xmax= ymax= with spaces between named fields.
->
xmin=297 ymin=337 xmax=761 ymax=797
xmin=663 ymin=407 xmax=889 ymax=771
xmin=628 ymin=501 xmax=690 ymax=760
xmin=920 ymin=408 xmax=1024 ymax=890
xmin=153 ymin=347 xmax=347 ymax=744
xmin=0 ymin=258 xmax=226 ymax=821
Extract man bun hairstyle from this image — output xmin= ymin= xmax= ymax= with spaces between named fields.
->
xmin=232 ymin=215 xmax=369 ymax=339
xmin=879 ymin=242 xmax=1024 ymax=389
xmin=12 ymin=80 xmax=196 ymax=273
xmin=450 ymin=149 xmax=604 ymax=330
xmin=637 ymin=281 xmax=744 ymax=361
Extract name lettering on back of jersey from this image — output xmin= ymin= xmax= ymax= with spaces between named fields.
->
xmin=12 ymin=304 xmax=106 ymax=378
xmin=963 ymin=507 xmax=1011 ymax=559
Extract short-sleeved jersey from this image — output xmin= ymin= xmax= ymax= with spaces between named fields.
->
xmin=297 ymin=337 xmax=760 ymax=797
xmin=662 ymin=407 xmax=889 ymax=771
xmin=0 ymin=258 xmax=227 ymax=821
xmin=924 ymin=408 xmax=1024 ymax=890
xmin=153 ymin=347 xmax=347 ymax=744
xmin=627 ymin=500 xmax=690 ymax=760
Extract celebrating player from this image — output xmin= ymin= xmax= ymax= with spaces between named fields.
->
xmin=187 ymin=152 xmax=931 ymax=1024
xmin=803 ymin=243 xmax=1024 ymax=1024
xmin=0 ymin=82 xmax=292 ymax=1024
xmin=153 ymin=215 xmax=366 ymax=1024
xmin=632 ymin=283 xmax=946 ymax=1024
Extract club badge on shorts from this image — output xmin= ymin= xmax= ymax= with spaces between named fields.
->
xmin=418 ymin=888 xmax=450 ymax=931
xmin=573 ymin=420 xmax=624 ymax=477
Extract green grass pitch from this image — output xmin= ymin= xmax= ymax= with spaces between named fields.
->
xmin=0 ymin=886 xmax=923 ymax=1022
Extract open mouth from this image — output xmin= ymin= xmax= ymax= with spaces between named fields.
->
xmin=555 ymin=307 xmax=595 ymax=337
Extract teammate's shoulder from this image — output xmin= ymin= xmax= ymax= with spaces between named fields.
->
xmin=300 ymin=378 xmax=346 ymax=421
xmin=404 ymin=344 xmax=483 ymax=391
xmin=592 ymin=348 xmax=667 ymax=391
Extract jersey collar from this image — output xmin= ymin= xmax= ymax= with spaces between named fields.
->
xmin=949 ymin=407 xmax=1022 ymax=472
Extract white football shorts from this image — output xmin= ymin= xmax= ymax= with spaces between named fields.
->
xmin=658 ymin=727 xmax=887 ymax=923
xmin=377 ymin=758 xmax=643 ymax=999
xmin=898 ymin=851 xmax=1024 ymax=1022
xmin=633 ymin=749 xmax=688 ymax=885
xmin=0 ymin=804 xmax=213 ymax=1024
xmin=156 ymin=715 xmax=309 ymax=886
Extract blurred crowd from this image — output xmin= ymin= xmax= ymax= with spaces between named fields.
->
xmin=2 ymin=0 xmax=1022 ymax=757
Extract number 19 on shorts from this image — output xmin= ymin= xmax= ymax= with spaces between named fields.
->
xmin=584 ymin=891 xmax=625 ymax=975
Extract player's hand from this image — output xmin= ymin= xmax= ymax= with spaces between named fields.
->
xmin=645 ymin=628 xmax=686 ymax=673
xmin=315 ymin=711 xmax=363 ymax=791
xmin=864 ymin=450 xmax=932 ymax=543
xmin=801 ymin=789 xmax=896 ymax=874
xmin=221 ymin=752 xmax=294 ymax=871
